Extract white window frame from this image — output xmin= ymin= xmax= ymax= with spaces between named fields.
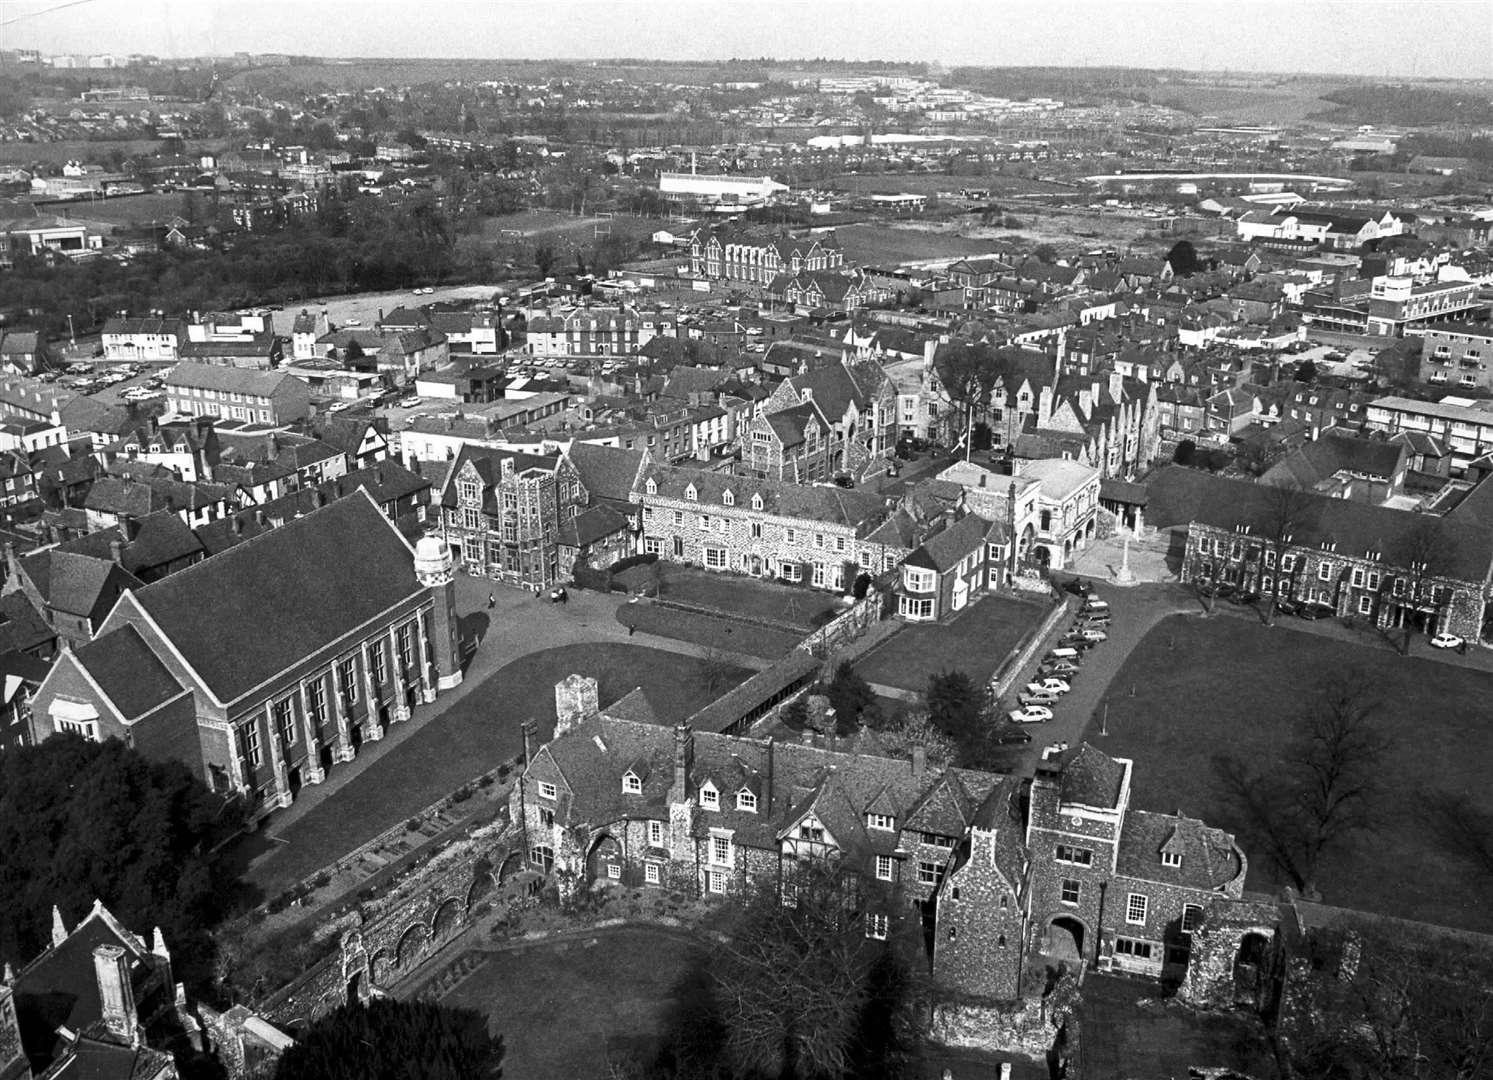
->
xmin=1358 ymin=594 xmax=1373 ymax=615
xmin=1055 ymin=844 xmax=1093 ymax=866
xmin=704 ymin=546 xmax=728 ymax=570
xmin=537 ymin=780 xmax=557 ymax=800
xmin=917 ymin=861 xmax=944 ymax=887
xmin=622 ymin=773 xmax=642 ymax=794
xmin=710 ymin=834 xmax=733 ymax=868
xmin=866 ymin=913 xmax=888 ymax=940
xmin=645 ymin=862 xmax=661 ymax=885
xmin=1161 ymin=851 xmax=1183 ymax=868
xmin=1181 ymin=903 xmax=1203 ymax=935
xmin=699 ymin=785 xmax=719 ymax=810
xmin=1126 ymin=892 xmax=1149 ymax=925
xmin=875 ymin=854 xmax=894 ymax=881
xmin=707 ymin=869 xmax=726 ymax=894
xmin=866 ymin=813 xmax=894 ymax=831
xmin=737 ymin=790 xmax=757 ymax=812
xmin=648 ymin=820 xmax=664 ymax=846
xmin=1317 ymin=562 xmax=1333 ymax=581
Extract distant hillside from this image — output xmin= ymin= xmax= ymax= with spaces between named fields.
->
xmin=1312 ymin=83 xmax=1493 ymax=127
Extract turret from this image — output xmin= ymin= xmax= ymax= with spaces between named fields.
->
xmin=412 ymin=535 xmax=462 ymax=692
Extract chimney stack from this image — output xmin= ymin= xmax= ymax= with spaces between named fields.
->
xmin=912 ymin=745 xmax=926 ymax=779
xmin=670 ymin=723 xmax=694 ymax=803
xmin=254 ymin=509 xmax=267 ymax=527
xmin=109 ymin=539 xmax=124 ymax=565
xmin=92 ymin=944 xmax=139 ymax=1046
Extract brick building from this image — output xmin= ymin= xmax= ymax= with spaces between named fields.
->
xmin=1148 ymin=466 xmax=1493 ymax=640
xmin=744 ymin=358 xmax=897 ymax=483
xmin=28 ymin=493 xmax=463 ymax=822
xmin=688 ymin=228 xmax=843 ymax=285
xmin=633 ymin=463 xmax=903 ymax=590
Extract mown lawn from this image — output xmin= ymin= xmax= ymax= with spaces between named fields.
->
xmin=1094 ymin=615 xmax=1493 ymax=934
xmin=617 ymin=599 xmax=803 ymax=661
xmin=616 ymin=563 xmax=842 ymax=631
xmin=856 ymin=593 xmax=1049 ymax=693
xmin=440 ymin=927 xmax=701 ymax=1079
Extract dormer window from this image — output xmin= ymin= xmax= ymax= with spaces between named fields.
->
xmin=722 ymin=489 xmax=735 ymax=507
xmin=644 ymin=478 xmax=657 ymax=495
xmin=684 ymin=484 xmax=697 ymax=501
xmin=1161 ymin=851 xmax=1183 ymax=868
xmin=737 ymin=790 xmax=757 ymax=812
xmin=622 ymin=773 xmax=642 ymax=795
xmin=699 ymin=784 xmax=719 ymax=810
xmin=866 ymin=813 xmax=894 ymax=831
xmin=751 ymin=493 xmax=763 ymax=510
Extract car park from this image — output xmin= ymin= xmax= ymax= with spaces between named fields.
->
xmin=1057 ymin=633 xmax=1099 ymax=650
xmin=1027 ymin=677 xmax=1070 ymax=696
xmin=1045 ymin=647 xmax=1080 ymax=663
xmin=1075 ymin=628 xmax=1107 ymax=643
xmin=1064 ymin=578 xmax=1097 ymax=599
xmin=1008 ymin=705 xmax=1053 ymax=724
xmin=1077 ymin=609 xmax=1111 ymax=625
xmin=1430 ymin=632 xmax=1465 ymax=650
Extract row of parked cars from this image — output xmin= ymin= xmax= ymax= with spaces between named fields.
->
xmin=1006 ymin=583 xmax=1111 ymax=727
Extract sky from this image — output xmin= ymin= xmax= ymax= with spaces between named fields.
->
xmin=2 ymin=0 xmax=1491 ymax=79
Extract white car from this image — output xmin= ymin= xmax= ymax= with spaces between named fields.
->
xmin=1027 ymin=677 xmax=1071 ymax=696
xmin=1076 ymin=628 xmax=1108 ymax=643
xmin=1430 ymin=632 xmax=1465 ymax=650
xmin=397 ymin=396 xmax=423 ymax=408
xmin=1009 ymin=705 xmax=1053 ymax=724
xmin=1084 ymin=598 xmax=1110 ymax=614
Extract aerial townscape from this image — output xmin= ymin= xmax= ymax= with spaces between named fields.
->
xmin=0 ymin=1 xmax=1491 ymax=1077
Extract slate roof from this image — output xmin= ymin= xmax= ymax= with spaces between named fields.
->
xmin=1145 ymin=465 xmax=1493 ymax=582
xmin=73 ymin=623 xmax=185 ymax=720
xmin=565 ymin=442 xmax=647 ymax=505
xmin=20 ymin=550 xmax=141 ymax=618
xmin=1116 ymin=809 xmax=1243 ymax=891
xmin=637 ymin=463 xmax=890 ymax=532
xmin=53 ymin=512 xmax=203 ymax=576
xmin=902 ymin=512 xmax=1003 ymax=574
xmin=0 ymin=591 xmax=55 ymax=656
xmin=556 ymin=503 xmax=629 ymax=549
xmin=765 ymin=402 xmax=819 ymax=448
xmin=125 ymin=493 xmax=420 ymax=703
xmin=1043 ymin=743 xmax=1127 ymax=810
xmin=1260 ymin=432 xmax=1406 ymax=491
xmin=163 ymin=363 xmax=301 ymax=397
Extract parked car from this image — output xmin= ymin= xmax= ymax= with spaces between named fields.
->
xmin=397 ymin=396 xmax=423 ymax=408
xmin=1042 ymin=741 xmax=1070 ymax=759
xmin=1273 ymin=598 xmax=1301 ymax=616
xmin=1078 ymin=610 xmax=1111 ymax=626
xmin=1297 ymin=603 xmax=1334 ymax=620
xmin=1430 ymin=632 xmax=1465 ymax=650
xmin=1027 ymin=677 xmax=1071 ymax=696
xmin=1231 ymin=590 xmax=1261 ymax=606
xmin=1083 ymin=598 xmax=1110 ymax=613
xmin=1019 ymin=690 xmax=1061 ymax=708
xmin=1213 ymin=582 xmax=1237 ymax=600
xmin=1075 ymin=628 xmax=1107 ymax=643
xmin=1008 ymin=705 xmax=1053 ymax=724
xmin=995 ymin=728 xmax=1033 ymax=745
xmin=1039 ymin=661 xmax=1079 ymax=679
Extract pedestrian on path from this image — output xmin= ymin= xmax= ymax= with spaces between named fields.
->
xmin=487 ymin=593 xmax=495 ymax=609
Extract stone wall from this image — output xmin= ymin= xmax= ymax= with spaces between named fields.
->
xmin=259 ymin=821 xmax=525 ymax=1023
xmin=988 ymin=594 xmax=1073 ymax=700
xmin=1177 ymin=897 xmax=1282 ymax=1012
xmin=928 ymin=967 xmax=1082 ymax=1059
xmin=799 ymin=587 xmax=885 ymax=658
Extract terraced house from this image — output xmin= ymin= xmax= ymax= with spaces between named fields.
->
xmin=1149 ymin=466 xmax=1493 ymax=641
xmin=633 ymin=463 xmax=903 ymax=591
xmin=437 ymin=444 xmax=586 ymax=588
xmin=525 ymin=304 xmax=655 ymax=358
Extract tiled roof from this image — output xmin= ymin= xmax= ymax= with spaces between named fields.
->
xmin=1116 ymin=809 xmax=1243 ymax=891
xmin=556 ymin=503 xmax=629 ymax=548
xmin=0 ymin=591 xmax=55 ymax=655
xmin=565 ymin=443 xmax=647 ymax=504
xmin=20 ymin=550 xmax=141 ymax=618
xmin=1046 ymin=743 xmax=1127 ymax=809
xmin=73 ymin=623 xmax=186 ymax=719
xmin=163 ymin=363 xmax=301 ymax=396
xmin=126 ymin=493 xmax=421 ymax=703
xmin=903 ymin=512 xmax=1003 ymax=574
xmin=637 ymin=463 xmax=890 ymax=532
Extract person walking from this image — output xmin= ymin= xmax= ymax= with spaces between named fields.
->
xmin=487 ymin=592 xmax=495 ymax=609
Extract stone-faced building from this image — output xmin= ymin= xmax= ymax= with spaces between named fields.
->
xmin=28 ymin=493 xmax=463 ymax=822
xmin=744 ymin=358 xmax=897 ymax=483
xmin=1148 ymin=465 xmax=1493 ymax=640
xmin=436 ymin=445 xmax=586 ymax=589
xmin=688 ymin=227 xmax=843 ymax=286
xmin=516 ymin=702 xmax=1246 ymax=1003
xmin=633 ymin=463 xmax=904 ymax=591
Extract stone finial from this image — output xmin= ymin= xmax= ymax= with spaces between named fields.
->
xmin=152 ymin=927 xmax=170 ymax=961
xmin=51 ymin=905 xmax=67 ymax=947
xmin=3 ymin=963 xmax=13 ymax=986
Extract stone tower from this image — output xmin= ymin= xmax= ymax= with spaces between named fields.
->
xmin=413 ymin=535 xmax=463 ymax=692
xmin=0 ymin=977 xmax=25 ymax=1080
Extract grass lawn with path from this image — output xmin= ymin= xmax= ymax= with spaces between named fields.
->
xmin=617 ymin=600 xmax=803 ymax=660
xmin=438 ymin=927 xmax=700 ymax=1079
xmin=245 ymin=643 xmax=751 ymax=894
xmin=1095 ymin=614 xmax=1493 ymax=934
xmin=856 ymin=593 xmax=1051 ymax=693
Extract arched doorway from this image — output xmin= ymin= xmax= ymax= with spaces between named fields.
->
xmin=1047 ymin=916 xmax=1085 ymax=962
xmin=587 ymin=834 xmax=623 ymax=885
xmin=1233 ymin=931 xmax=1269 ymax=995
xmin=1033 ymin=545 xmax=1052 ymax=568
xmin=396 ymin=923 xmax=430 ymax=971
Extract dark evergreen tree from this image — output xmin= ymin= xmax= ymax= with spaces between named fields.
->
xmin=274 ymin=998 xmax=503 ymax=1080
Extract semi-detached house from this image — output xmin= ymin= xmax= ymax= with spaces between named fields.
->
xmin=164 ymin=363 xmax=311 ymax=426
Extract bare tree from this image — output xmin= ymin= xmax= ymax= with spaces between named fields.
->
xmin=1215 ymin=670 xmax=1391 ymax=898
xmin=1393 ymin=515 xmax=1457 ymax=653
xmin=710 ymin=864 xmax=874 ymax=1080
xmin=1420 ymin=791 xmax=1493 ymax=883
xmin=698 ymin=644 xmax=735 ymax=698
xmin=1256 ymin=480 xmax=1314 ymax=623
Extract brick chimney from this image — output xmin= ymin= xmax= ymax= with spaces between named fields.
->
xmin=109 ymin=539 xmax=124 ymax=565
xmin=670 ymin=723 xmax=693 ymax=804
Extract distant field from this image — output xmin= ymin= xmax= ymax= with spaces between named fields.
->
xmin=0 ymin=139 xmax=189 ymax=166
xmin=1143 ymin=79 xmax=1350 ymax=125
xmin=828 ymin=172 xmax=1076 ymax=197
xmin=477 ymin=209 xmax=656 ymax=251
xmin=834 ymin=222 xmax=996 ymax=266
xmin=33 ymin=191 xmax=188 ymax=230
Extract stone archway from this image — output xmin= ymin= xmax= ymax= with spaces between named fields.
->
xmin=432 ymin=897 xmax=462 ymax=942
xmin=369 ymin=950 xmax=393 ymax=986
xmin=467 ymin=869 xmax=495 ymax=911
xmin=1033 ymin=545 xmax=1052 ymax=568
xmin=1233 ymin=931 xmax=1269 ymax=995
xmin=396 ymin=922 xmax=431 ymax=971
xmin=496 ymin=850 xmax=523 ymax=885
xmin=1047 ymin=915 xmax=1086 ymax=962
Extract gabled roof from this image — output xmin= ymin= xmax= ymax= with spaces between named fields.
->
xmin=0 ymin=591 xmax=55 ymax=655
xmin=636 ymin=463 xmax=889 ymax=532
xmin=903 ymin=512 xmax=1004 ymax=574
xmin=163 ymin=362 xmax=302 ymax=397
xmin=564 ymin=442 xmax=647 ymax=505
xmin=19 ymin=550 xmax=142 ymax=618
xmin=72 ymin=623 xmax=186 ymax=720
xmin=556 ymin=503 xmax=630 ymax=548
xmin=123 ymin=493 xmax=420 ymax=703
xmin=1044 ymin=742 xmax=1127 ymax=810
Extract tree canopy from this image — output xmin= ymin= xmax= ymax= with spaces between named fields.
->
xmin=0 ymin=736 xmax=238 ymax=987
xmin=274 ymin=998 xmax=503 ymax=1080
xmin=1165 ymin=239 xmax=1201 ymax=277
xmin=931 ymin=342 xmax=1012 ymax=450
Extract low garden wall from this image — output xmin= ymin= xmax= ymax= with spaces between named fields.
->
xmin=987 ymin=595 xmax=1075 ymax=701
